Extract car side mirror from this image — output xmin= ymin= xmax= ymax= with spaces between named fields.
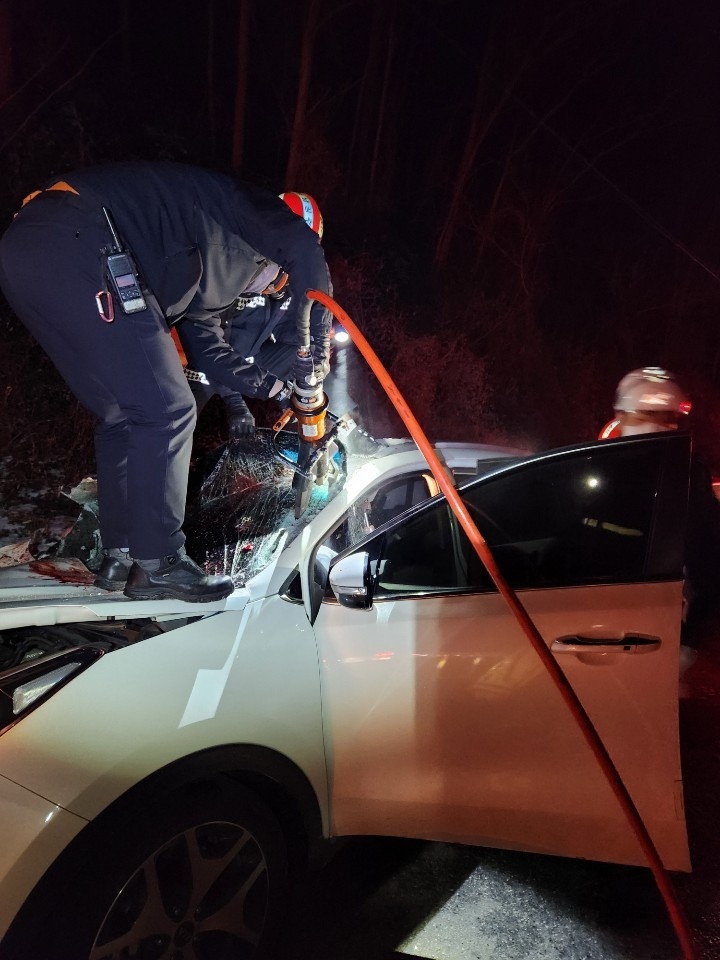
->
xmin=328 ymin=552 xmax=372 ymax=609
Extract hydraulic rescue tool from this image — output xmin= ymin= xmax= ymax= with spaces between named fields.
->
xmin=273 ymin=297 xmax=338 ymax=518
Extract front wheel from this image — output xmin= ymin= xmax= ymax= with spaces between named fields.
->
xmin=2 ymin=780 xmax=289 ymax=960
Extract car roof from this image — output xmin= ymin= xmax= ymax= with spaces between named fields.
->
xmin=359 ymin=437 xmax=530 ymax=469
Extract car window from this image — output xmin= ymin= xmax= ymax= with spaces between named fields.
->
xmin=369 ymin=475 xmax=435 ymax=527
xmin=325 ymin=473 xmax=436 ymax=556
xmin=284 ymin=472 xmax=439 ymax=608
xmin=375 ymin=501 xmax=464 ymax=593
xmin=451 ymin=456 xmax=522 ymax=484
xmin=374 ymin=440 xmax=678 ymax=598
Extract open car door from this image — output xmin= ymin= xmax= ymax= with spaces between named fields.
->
xmin=312 ymin=432 xmax=691 ymax=869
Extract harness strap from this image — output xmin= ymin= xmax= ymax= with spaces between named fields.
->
xmin=21 ymin=180 xmax=80 ymax=208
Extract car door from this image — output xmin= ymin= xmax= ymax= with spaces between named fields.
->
xmin=311 ymin=432 xmax=691 ymax=869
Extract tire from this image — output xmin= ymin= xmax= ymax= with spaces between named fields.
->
xmin=1 ymin=779 xmax=289 ymax=960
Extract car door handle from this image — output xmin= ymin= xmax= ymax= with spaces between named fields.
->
xmin=551 ymin=634 xmax=661 ymax=655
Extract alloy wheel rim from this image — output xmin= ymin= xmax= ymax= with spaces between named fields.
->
xmin=89 ymin=819 xmax=269 ymax=959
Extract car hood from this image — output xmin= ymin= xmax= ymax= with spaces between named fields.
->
xmin=0 ymin=426 xmax=524 ymax=633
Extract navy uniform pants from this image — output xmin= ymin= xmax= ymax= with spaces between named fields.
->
xmin=0 ymin=192 xmax=196 ymax=559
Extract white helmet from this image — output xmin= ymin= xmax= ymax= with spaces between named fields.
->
xmin=614 ymin=367 xmax=691 ymax=415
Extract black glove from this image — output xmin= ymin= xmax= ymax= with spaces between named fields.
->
xmin=223 ymin=395 xmax=255 ymax=439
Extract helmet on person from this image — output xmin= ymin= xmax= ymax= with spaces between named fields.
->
xmin=279 ymin=192 xmax=324 ymax=238
xmin=613 ymin=367 xmax=691 ymax=415
xmin=598 ymin=418 xmax=622 ymax=440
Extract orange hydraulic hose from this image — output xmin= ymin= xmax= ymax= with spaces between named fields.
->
xmin=308 ymin=289 xmax=695 ymax=960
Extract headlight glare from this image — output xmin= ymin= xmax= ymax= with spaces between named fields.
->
xmin=0 ymin=646 xmax=105 ymax=733
xmin=12 ymin=662 xmax=82 ymax=715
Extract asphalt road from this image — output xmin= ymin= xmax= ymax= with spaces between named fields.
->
xmin=277 ymin=616 xmax=720 ymax=960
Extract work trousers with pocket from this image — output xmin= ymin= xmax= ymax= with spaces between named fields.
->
xmin=0 ymin=191 xmax=196 ymax=560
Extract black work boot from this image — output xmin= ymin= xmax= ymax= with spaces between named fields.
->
xmin=94 ymin=548 xmax=133 ymax=591
xmin=123 ymin=547 xmax=234 ymax=603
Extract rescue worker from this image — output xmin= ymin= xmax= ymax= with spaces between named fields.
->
xmin=612 ymin=366 xmax=692 ymax=435
xmin=606 ymin=367 xmax=720 ymax=635
xmin=176 ymin=192 xmax=326 ymax=439
xmin=0 ymin=162 xmax=333 ymax=602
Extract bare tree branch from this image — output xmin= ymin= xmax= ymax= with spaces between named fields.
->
xmin=0 ymin=36 xmax=72 ymax=115
xmin=0 ymin=28 xmax=123 ymax=156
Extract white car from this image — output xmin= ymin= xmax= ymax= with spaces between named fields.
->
xmin=0 ymin=427 xmax=691 ymax=959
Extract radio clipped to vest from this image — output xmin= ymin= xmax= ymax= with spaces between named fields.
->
xmin=102 ymin=207 xmax=147 ymax=314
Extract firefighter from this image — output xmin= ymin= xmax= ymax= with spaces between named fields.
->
xmin=0 ymin=163 xmax=333 ymax=602
xmin=607 ymin=367 xmax=720 ymax=636
xmin=612 ymin=366 xmax=692 ymax=435
xmin=176 ymin=192 xmax=327 ymax=439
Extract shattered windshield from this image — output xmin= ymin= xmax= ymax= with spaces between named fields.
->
xmin=184 ymin=429 xmax=346 ymax=585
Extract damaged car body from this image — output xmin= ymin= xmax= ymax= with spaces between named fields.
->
xmin=0 ymin=428 xmax=691 ymax=959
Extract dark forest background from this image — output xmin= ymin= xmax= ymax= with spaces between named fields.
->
xmin=2 ymin=0 xmax=720 ymax=494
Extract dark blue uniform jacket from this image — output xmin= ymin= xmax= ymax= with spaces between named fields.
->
xmin=61 ymin=162 xmax=332 ymax=397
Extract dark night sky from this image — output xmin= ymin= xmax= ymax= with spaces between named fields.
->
xmin=6 ymin=0 xmax=718 ymax=214
xmin=2 ymin=3 xmax=716 ymax=229
xmin=3 ymin=0 xmax=720 ymax=450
